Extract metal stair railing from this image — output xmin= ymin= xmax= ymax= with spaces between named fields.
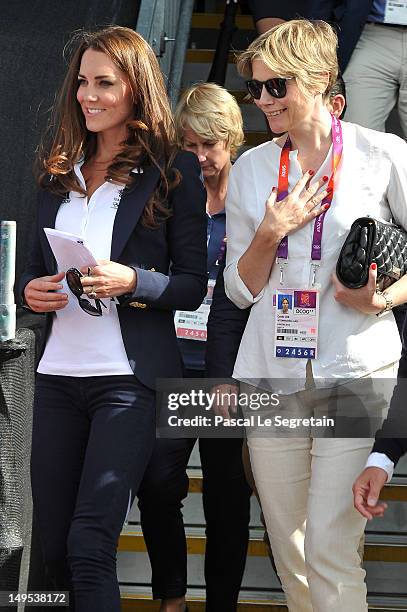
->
xmin=207 ymin=0 xmax=239 ymax=86
xmin=136 ymin=0 xmax=195 ymax=108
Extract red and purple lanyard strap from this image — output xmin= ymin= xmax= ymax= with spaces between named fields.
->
xmin=276 ymin=114 xmax=343 ymax=263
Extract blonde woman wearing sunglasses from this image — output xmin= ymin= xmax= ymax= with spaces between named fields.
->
xmin=224 ymin=19 xmax=407 ymax=612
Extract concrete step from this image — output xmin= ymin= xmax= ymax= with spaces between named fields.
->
xmin=118 ymin=526 xmax=407 ymax=563
xmin=118 ymin=549 xmax=281 ymax=591
xmin=127 ymin=451 xmax=407 ymax=533
xmin=191 ymin=12 xmax=254 ymax=30
xmin=187 ymin=442 xmax=407 ymax=474
xmin=115 ymin=448 xmax=406 ymax=594
xmin=120 ymin=588 xmax=288 ymax=611
xmin=118 ymin=550 xmax=407 ymax=596
xmin=181 ymin=54 xmax=269 ymax=141
xmin=189 ymin=9 xmax=257 ymax=55
xmin=120 ymin=587 xmax=407 ymax=611
xmin=185 ymin=470 xmax=407 ymax=502
xmin=382 ymin=479 xmax=407 ymax=502
xmin=181 ymin=57 xmax=243 ymax=89
xmin=186 ymin=48 xmax=237 ymax=63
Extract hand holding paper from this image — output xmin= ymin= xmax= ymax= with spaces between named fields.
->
xmin=24 ymin=229 xmax=99 ymax=314
xmin=44 ymin=228 xmax=98 ymax=271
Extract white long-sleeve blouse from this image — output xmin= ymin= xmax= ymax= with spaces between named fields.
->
xmin=224 ymin=122 xmax=407 ymax=392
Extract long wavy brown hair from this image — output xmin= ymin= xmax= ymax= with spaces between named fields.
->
xmin=38 ymin=26 xmax=180 ymax=228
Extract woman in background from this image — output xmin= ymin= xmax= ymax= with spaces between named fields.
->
xmin=138 ymin=83 xmax=251 ymax=612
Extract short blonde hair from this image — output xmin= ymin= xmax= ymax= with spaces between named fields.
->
xmin=237 ymin=19 xmax=338 ymax=99
xmin=175 ymin=82 xmax=244 ymax=158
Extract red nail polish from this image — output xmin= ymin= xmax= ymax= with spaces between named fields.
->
xmin=323 ymin=203 xmax=330 ymax=210
xmin=272 ymin=186 xmax=277 ymax=192
xmin=323 ymin=175 xmax=329 ymax=182
xmin=371 ymin=263 xmax=377 ymax=270
xmin=308 ymin=170 xmax=315 ymax=176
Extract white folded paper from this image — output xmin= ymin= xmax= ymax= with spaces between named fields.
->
xmin=44 ymin=228 xmax=98 ymax=271
xmin=44 ymin=228 xmax=110 ymax=312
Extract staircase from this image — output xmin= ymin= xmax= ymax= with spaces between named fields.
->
xmin=119 ymin=1 xmax=407 ymax=609
xmin=119 ymin=446 xmax=407 ymax=609
xmin=184 ymin=5 xmax=266 ymax=152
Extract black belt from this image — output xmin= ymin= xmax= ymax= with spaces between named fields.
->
xmin=367 ymin=21 xmax=407 ymax=28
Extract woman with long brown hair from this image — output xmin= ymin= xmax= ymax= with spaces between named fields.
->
xmin=20 ymin=26 xmax=207 ymax=612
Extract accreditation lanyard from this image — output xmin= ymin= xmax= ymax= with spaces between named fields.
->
xmin=276 ymin=114 xmax=343 ymax=286
xmin=174 ymin=228 xmax=225 ymax=342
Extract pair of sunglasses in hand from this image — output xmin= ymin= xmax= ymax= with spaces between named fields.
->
xmin=66 ymin=267 xmax=107 ymax=316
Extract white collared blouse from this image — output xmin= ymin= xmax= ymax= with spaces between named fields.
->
xmin=38 ymin=162 xmax=133 ymax=376
xmin=224 ymin=122 xmax=407 ymax=392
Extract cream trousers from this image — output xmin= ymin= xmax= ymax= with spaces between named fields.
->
xmin=245 ymin=363 xmax=398 ymax=612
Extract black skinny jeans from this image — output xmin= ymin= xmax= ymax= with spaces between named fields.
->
xmin=31 ymin=374 xmax=156 ymax=612
xmin=138 ymin=384 xmax=252 ymax=611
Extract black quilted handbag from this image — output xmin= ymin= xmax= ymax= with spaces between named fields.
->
xmin=336 ymin=217 xmax=407 ymax=290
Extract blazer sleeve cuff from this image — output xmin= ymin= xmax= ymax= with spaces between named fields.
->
xmin=365 ymin=452 xmax=394 ymax=483
xmin=120 ymin=267 xmax=170 ymax=306
xmin=224 ymin=261 xmax=265 ymax=309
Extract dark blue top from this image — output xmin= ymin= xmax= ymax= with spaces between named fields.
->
xmin=368 ymin=0 xmax=388 ymax=22
xmin=178 ymin=210 xmax=226 ymax=371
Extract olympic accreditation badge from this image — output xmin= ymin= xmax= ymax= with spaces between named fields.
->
xmin=174 ymin=279 xmax=215 ymax=342
xmin=384 ymin=0 xmax=407 ymax=25
xmin=274 ymin=289 xmax=319 ymax=359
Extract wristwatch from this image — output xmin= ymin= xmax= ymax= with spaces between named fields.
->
xmin=376 ymin=290 xmax=393 ymax=317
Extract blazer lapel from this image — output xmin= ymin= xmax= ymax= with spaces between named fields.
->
xmin=38 ymin=190 xmax=64 ymax=273
xmin=110 ymin=164 xmax=161 ymax=261
xmin=39 ymin=189 xmax=63 ymax=226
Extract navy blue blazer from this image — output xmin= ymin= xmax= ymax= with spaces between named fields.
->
xmin=309 ymin=0 xmax=374 ymax=72
xmin=371 ymin=312 xmax=407 ymax=467
xmin=372 ymin=375 xmax=407 ymax=467
xmin=19 ymin=151 xmax=208 ymax=390
xmin=206 ymin=256 xmax=249 ymax=378
xmin=373 ymin=430 xmax=407 ymax=468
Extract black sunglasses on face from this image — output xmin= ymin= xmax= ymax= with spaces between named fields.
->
xmin=65 ymin=267 xmax=107 ymax=317
xmin=246 ymin=77 xmax=293 ymax=100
